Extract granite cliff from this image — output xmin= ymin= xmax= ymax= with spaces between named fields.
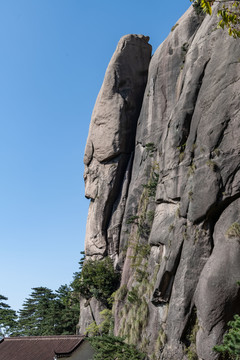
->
xmin=80 ymin=3 xmax=240 ymax=360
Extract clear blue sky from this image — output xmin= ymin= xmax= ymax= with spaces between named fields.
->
xmin=0 ymin=0 xmax=191 ymax=312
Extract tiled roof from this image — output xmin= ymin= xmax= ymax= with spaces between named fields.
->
xmin=0 ymin=335 xmax=85 ymax=360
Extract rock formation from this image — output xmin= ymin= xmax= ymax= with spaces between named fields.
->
xmin=80 ymin=3 xmax=240 ymax=360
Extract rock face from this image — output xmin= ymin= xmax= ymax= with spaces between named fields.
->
xmin=80 ymin=4 xmax=240 ymax=360
xmin=84 ymin=34 xmax=152 ymax=260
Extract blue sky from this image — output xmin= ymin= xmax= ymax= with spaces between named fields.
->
xmin=0 ymin=0 xmax=191 ymax=312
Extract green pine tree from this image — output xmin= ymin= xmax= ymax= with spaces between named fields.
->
xmin=0 ymin=295 xmax=18 ymax=337
xmin=54 ymin=284 xmax=79 ymax=335
xmin=71 ymin=256 xmax=120 ymax=308
xmin=89 ymin=335 xmax=146 ymax=360
xmin=17 ymin=285 xmax=79 ymax=336
xmin=17 ymin=287 xmax=58 ymax=336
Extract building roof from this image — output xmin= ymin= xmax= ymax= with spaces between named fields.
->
xmin=0 ymin=335 xmax=85 ymax=360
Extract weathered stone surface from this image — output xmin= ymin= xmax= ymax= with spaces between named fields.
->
xmin=195 ymin=198 xmax=240 ymax=360
xmin=84 ymin=34 xmax=151 ymax=165
xmin=81 ymin=3 xmax=240 ymax=360
xmin=84 ymin=34 xmax=152 ymax=258
xmin=77 ymin=296 xmax=106 ymax=334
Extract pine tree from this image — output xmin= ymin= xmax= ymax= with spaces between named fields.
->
xmin=17 ymin=287 xmax=57 ymax=336
xmin=0 ymin=295 xmax=18 ymax=337
xmin=17 ymin=286 xmax=79 ymax=336
xmin=89 ymin=335 xmax=146 ymax=360
xmin=54 ymin=284 xmax=79 ymax=335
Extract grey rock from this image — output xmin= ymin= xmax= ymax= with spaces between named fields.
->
xmin=83 ymin=34 xmax=151 ymax=257
xmin=195 ymin=198 xmax=240 ymax=360
xmin=81 ymin=3 xmax=240 ymax=359
xmin=84 ymin=34 xmax=151 ymax=165
xmin=77 ymin=297 xmax=106 ymax=335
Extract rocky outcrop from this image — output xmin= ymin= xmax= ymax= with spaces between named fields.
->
xmin=80 ymin=3 xmax=240 ymax=360
xmin=84 ymin=34 xmax=152 ymax=260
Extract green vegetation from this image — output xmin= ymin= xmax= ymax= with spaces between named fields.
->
xmin=85 ymin=309 xmax=113 ymax=337
xmin=118 ymin=288 xmax=149 ymax=346
xmin=188 ymin=190 xmax=193 ymax=200
xmin=177 ymin=143 xmax=186 ymax=159
xmin=3 ymin=286 xmax=80 ymax=337
xmin=145 ymin=143 xmax=157 ymax=157
xmin=147 ymin=210 xmax=155 ymax=224
xmin=226 ymin=222 xmax=240 ymax=239
xmin=0 ymin=295 xmax=18 ymax=337
xmin=171 ymin=23 xmax=179 ymax=31
xmin=191 ymin=0 xmax=240 ymax=38
xmin=115 ymin=285 xmax=128 ymax=302
xmin=206 ymin=159 xmax=217 ymax=171
xmin=1 ymin=251 xmax=119 ymax=337
xmin=72 ymin=257 xmax=120 ymax=307
xmin=191 ymin=0 xmax=204 ymax=15
xmin=127 ymin=287 xmax=141 ymax=304
xmin=214 ymin=314 xmax=240 ymax=359
xmin=168 ymin=223 xmax=175 ymax=232
xmin=142 ymin=164 xmax=159 ymax=198
xmin=84 ymin=148 xmax=160 ymax=356
xmin=179 ymin=150 xmax=185 ymax=162
xmin=89 ymin=335 xmax=146 ymax=360
xmin=116 ymin=157 xmax=161 ymax=351
xmin=127 ymin=215 xmax=139 ymax=225
xmin=151 ymin=327 xmax=167 ymax=359
xmin=184 ymin=308 xmax=199 ymax=360
xmin=16 ymin=285 xmax=79 ymax=336
xmin=188 ymin=162 xmax=196 ymax=176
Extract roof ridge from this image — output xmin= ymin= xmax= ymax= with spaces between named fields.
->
xmin=4 ymin=335 xmax=85 ymax=340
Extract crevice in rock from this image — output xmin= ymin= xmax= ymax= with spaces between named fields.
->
xmin=152 ymin=241 xmax=184 ymax=306
xmin=180 ymin=305 xmax=198 ymax=348
xmin=205 ymin=192 xmax=240 ymax=237
xmin=156 ymin=198 xmax=181 ymax=205
xmin=211 ymin=117 xmax=231 ymax=152
xmin=88 ymin=300 xmax=96 ymax=324
xmin=177 ymin=59 xmax=210 ymax=151
xmin=152 ymin=271 xmax=174 ymax=305
xmin=102 ymin=156 xmax=130 ymax=233
xmin=107 ymin=153 xmax=134 ymax=257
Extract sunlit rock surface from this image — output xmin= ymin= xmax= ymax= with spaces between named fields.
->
xmin=80 ymin=4 xmax=240 ymax=359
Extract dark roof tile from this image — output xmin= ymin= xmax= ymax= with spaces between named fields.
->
xmin=0 ymin=335 xmax=85 ymax=360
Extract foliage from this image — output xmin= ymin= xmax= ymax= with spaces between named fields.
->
xmin=191 ymin=0 xmax=204 ymax=15
xmin=171 ymin=23 xmax=179 ymax=31
xmin=127 ymin=287 xmax=140 ymax=304
xmin=71 ymin=251 xmax=86 ymax=286
xmin=214 ymin=314 xmax=240 ymax=359
xmin=115 ymin=285 xmax=128 ymax=302
xmin=0 ymin=295 xmax=18 ymax=337
xmin=147 ymin=210 xmax=155 ymax=224
xmin=206 ymin=159 xmax=218 ymax=171
xmin=145 ymin=143 xmax=157 ymax=157
xmin=54 ymin=284 xmax=80 ymax=335
xmin=89 ymin=335 xmax=146 ymax=360
xmin=17 ymin=287 xmax=57 ymax=336
xmin=1 ymin=252 xmax=83 ymax=337
xmin=127 ymin=215 xmax=139 ymax=225
xmin=226 ymin=222 xmax=240 ymax=239
xmin=17 ymin=285 xmax=79 ymax=336
xmin=85 ymin=309 xmax=113 ymax=336
xmin=142 ymin=170 xmax=159 ymax=198
xmin=71 ymin=257 xmax=120 ymax=307
xmin=190 ymin=0 xmax=240 ymax=38
xmin=183 ymin=307 xmax=199 ymax=360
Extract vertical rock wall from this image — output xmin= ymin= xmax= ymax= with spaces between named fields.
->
xmin=81 ymin=34 xmax=152 ymax=331
xmin=81 ymin=4 xmax=240 ymax=360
